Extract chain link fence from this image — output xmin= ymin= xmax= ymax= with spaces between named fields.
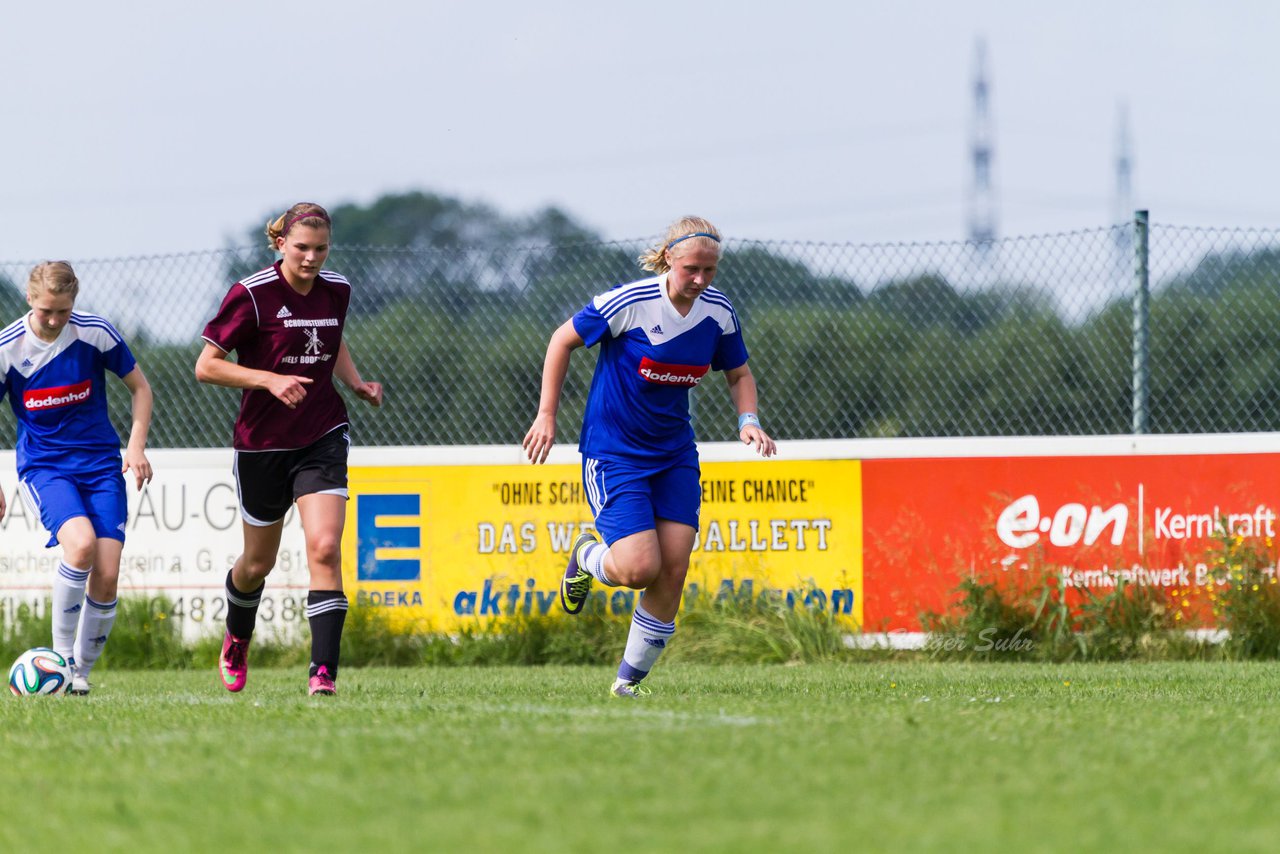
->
xmin=3 ymin=218 xmax=1279 ymax=448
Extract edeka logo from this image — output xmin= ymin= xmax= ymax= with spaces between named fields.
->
xmin=996 ymin=494 xmax=1128 ymax=550
xmin=637 ymin=357 xmax=709 ymax=387
xmin=23 ymin=379 xmax=92 ymax=411
xmin=356 ymin=493 xmax=421 ymax=581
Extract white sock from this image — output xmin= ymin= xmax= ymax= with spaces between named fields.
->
xmin=582 ymin=542 xmax=618 ymax=587
xmin=74 ymin=596 xmax=117 ymax=678
xmin=52 ymin=562 xmax=90 ymax=659
xmin=617 ymin=603 xmax=675 ymax=683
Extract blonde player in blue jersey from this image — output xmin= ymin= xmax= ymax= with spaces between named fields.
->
xmin=523 ymin=215 xmax=776 ymax=697
xmin=0 ymin=261 xmax=154 ymax=695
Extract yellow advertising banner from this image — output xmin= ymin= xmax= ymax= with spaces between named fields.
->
xmin=343 ymin=459 xmax=862 ymax=630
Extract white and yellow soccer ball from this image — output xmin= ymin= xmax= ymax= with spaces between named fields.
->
xmin=8 ymin=647 xmax=72 ymax=696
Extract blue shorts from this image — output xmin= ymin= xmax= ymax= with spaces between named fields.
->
xmin=582 ymin=451 xmax=701 ymax=545
xmin=19 ymin=465 xmax=127 ymax=548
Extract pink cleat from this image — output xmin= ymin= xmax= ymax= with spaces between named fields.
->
xmin=308 ymin=665 xmax=336 ymax=696
xmin=218 ymin=632 xmax=251 ymax=693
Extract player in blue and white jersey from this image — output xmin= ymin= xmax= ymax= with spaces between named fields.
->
xmin=0 ymin=261 xmax=154 ymax=695
xmin=523 ymin=216 xmax=776 ymax=697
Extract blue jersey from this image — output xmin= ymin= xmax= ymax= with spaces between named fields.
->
xmin=0 ymin=312 xmax=136 ymax=475
xmin=573 ymin=274 xmax=748 ymax=462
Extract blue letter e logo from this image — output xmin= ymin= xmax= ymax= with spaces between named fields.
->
xmin=357 ymin=494 xmax=421 ymax=581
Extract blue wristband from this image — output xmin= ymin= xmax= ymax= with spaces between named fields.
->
xmin=738 ymin=412 xmax=761 ymax=432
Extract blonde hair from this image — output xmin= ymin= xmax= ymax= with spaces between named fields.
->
xmin=265 ymin=202 xmax=331 ymax=249
xmin=638 ymin=216 xmax=722 ymax=273
xmin=26 ymin=261 xmax=79 ymax=300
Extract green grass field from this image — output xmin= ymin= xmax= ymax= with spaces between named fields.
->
xmin=4 ymin=661 xmax=1280 ymax=853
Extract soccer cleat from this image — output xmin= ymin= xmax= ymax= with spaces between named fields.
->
xmin=308 ymin=665 xmax=336 ymax=696
xmin=219 ymin=632 xmax=251 ymax=693
xmin=67 ymin=674 xmax=91 ymax=696
xmin=560 ymin=530 xmax=600 ymax=615
xmin=611 ymin=678 xmax=652 ymax=699
xmin=65 ymin=657 xmax=89 ymax=696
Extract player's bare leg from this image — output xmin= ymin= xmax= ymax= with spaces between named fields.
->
xmin=219 ymin=520 xmax=282 ymax=692
xmin=297 ymin=493 xmax=348 ymax=695
xmin=612 ymin=522 xmax=695 ymax=697
xmin=68 ymin=537 xmax=123 ymax=694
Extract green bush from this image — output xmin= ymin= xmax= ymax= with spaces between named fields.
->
xmin=0 ymin=583 xmax=861 ymax=671
xmin=0 ymin=601 xmax=53 ymax=664
xmin=1205 ymin=533 xmax=1280 ymax=660
xmin=15 ymin=543 xmax=1280 ymax=670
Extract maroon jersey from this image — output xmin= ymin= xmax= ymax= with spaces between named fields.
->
xmin=202 ymin=262 xmax=352 ymax=451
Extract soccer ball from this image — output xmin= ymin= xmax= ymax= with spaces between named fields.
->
xmin=8 ymin=647 xmax=71 ymax=696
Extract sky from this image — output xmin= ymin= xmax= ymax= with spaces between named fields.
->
xmin=3 ymin=1 xmax=1277 ymax=261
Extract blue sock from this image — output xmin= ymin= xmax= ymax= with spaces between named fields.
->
xmin=617 ymin=603 xmax=675 ymax=683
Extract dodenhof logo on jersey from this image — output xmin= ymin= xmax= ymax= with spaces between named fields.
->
xmin=996 ymin=494 xmax=1129 ymax=550
xmin=637 ymin=357 xmax=709 ymax=387
xmin=23 ymin=379 xmax=92 ymax=411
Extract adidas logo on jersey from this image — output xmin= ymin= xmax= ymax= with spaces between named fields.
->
xmin=649 ymin=324 xmax=664 ymax=335
xmin=277 ymin=306 xmax=293 ymax=319
xmin=20 ymin=358 xmax=33 ymax=368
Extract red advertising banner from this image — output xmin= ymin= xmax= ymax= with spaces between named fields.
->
xmin=861 ymin=452 xmax=1280 ymax=631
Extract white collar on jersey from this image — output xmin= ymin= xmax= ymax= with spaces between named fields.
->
xmin=658 ymin=272 xmax=701 ymax=324
xmin=24 ymin=312 xmax=73 ymax=348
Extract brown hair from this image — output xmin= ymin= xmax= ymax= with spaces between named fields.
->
xmin=265 ymin=202 xmax=331 ymax=249
xmin=26 ymin=261 xmax=79 ymax=300
xmin=638 ymin=215 xmax=722 ymax=273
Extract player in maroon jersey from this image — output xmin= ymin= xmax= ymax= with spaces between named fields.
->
xmin=195 ymin=202 xmax=383 ymax=696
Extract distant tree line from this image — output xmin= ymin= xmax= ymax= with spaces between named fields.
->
xmin=4 ymin=193 xmax=1280 ymax=449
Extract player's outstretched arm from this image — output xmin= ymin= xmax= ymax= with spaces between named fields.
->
xmin=724 ymin=364 xmax=777 ymax=458
xmin=195 ymin=342 xmax=313 ymax=409
xmin=120 ymin=366 xmax=154 ymax=488
xmin=334 ymin=341 xmax=383 ymax=407
xmin=523 ymin=319 xmax=584 ymax=465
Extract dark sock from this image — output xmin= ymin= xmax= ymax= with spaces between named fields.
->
xmin=307 ymin=590 xmax=348 ymax=678
xmin=225 ymin=570 xmax=264 ymax=639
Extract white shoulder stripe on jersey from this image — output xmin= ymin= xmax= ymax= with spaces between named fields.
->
xmin=238 ymin=266 xmax=278 ymax=288
xmin=597 ymin=280 xmax=660 ymax=316
xmin=701 ymin=289 xmax=732 ymax=308
xmin=600 ymin=291 xmax=661 ymax=320
xmin=70 ymin=312 xmax=124 ymax=343
xmin=318 ymin=270 xmax=350 ymax=286
xmin=698 ymin=292 xmax=738 ymax=314
xmin=0 ymin=318 xmax=26 ymax=348
xmin=71 ymin=320 xmax=127 ymax=354
xmin=70 ymin=323 xmax=124 ymax=347
xmin=0 ymin=318 xmax=25 ymax=373
xmin=240 ymin=275 xmax=273 ymax=290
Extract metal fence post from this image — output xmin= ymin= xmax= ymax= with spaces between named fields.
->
xmin=1131 ymin=209 xmax=1150 ymax=434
